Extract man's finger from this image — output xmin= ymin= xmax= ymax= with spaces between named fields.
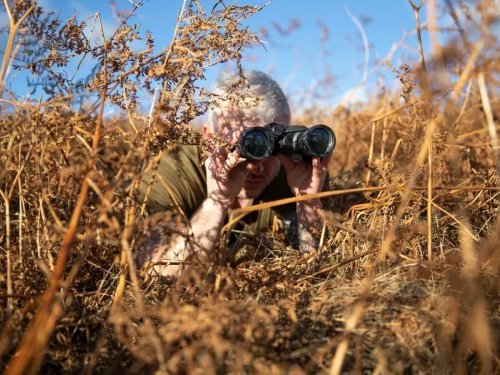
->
xmin=321 ymin=153 xmax=333 ymax=169
xmin=224 ymin=151 xmax=239 ymax=171
xmin=277 ymin=153 xmax=297 ymax=172
xmin=312 ymin=157 xmax=328 ymax=179
xmin=206 ymin=149 xmax=231 ymax=180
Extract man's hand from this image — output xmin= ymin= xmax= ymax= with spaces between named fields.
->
xmin=278 ymin=153 xmax=332 ymax=252
xmin=205 ymin=148 xmax=250 ymax=206
xmin=139 ymin=147 xmax=254 ymax=278
xmin=277 ymin=154 xmax=331 ymax=197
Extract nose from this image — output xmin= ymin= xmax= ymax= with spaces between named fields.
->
xmin=247 ymin=161 xmax=265 ymax=175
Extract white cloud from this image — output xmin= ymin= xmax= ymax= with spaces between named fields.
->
xmin=337 ymin=85 xmax=369 ymax=107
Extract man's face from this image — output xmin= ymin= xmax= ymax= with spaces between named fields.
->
xmin=206 ymin=108 xmax=282 ymax=200
xmin=237 ymin=155 xmax=281 ymax=200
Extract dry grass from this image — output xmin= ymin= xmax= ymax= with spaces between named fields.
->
xmin=1 ymin=0 xmax=500 ymax=374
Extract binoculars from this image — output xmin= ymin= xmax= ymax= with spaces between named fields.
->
xmin=236 ymin=123 xmax=336 ymax=161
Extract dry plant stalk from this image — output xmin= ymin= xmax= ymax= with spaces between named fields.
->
xmin=0 ymin=0 xmax=499 ymax=374
xmin=0 ymin=0 xmax=34 ymax=95
xmin=4 ymin=27 xmax=108 ymax=374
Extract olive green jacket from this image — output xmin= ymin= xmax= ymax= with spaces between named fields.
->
xmin=137 ymin=145 xmax=296 ymax=234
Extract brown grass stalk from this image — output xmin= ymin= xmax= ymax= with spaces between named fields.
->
xmin=4 ymin=24 xmax=109 ymax=374
xmin=365 ymin=120 xmax=377 ymax=185
xmin=426 ymin=198 xmax=479 ymax=241
xmin=0 ymin=189 xmax=12 ymax=317
xmin=376 ymin=35 xmax=485 ymax=262
xmin=426 ymin=0 xmax=440 ymax=56
xmin=477 ymin=71 xmax=499 ymax=168
xmin=1 ymin=1 xmax=499 ymax=372
xmin=232 ymin=185 xmax=500 ymax=215
xmin=452 ymin=40 xmax=484 ymax=98
xmin=428 ymin=138 xmax=433 ymax=261
xmin=371 ymin=101 xmax=416 ymax=122
xmin=409 ymin=0 xmax=434 ymax=262
xmin=325 ymin=30 xmax=487 ymax=372
xmin=458 ymin=220 xmax=495 ymax=373
xmin=378 ymin=116 xmax=435 ymax=257
xmin=329 ymin=302 xmax=365 ymax=375
xmin=161 ymin=0 xmax=188 ymax=70
xmin=112 ymin=175 xmax=145 ymax=311
xmin=0 ymin=1 xmax=34 ymax=96
xmin=301 ymin=248 xmax=379 ymax=281
xmin=17 ymin=177 xmax=23 ymax=266
xmin=408 ymin=0 xmax=427 ymax=71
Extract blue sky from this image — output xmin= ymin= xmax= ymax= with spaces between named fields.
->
xmin=2 ymin=0 xmax=454 ymax=111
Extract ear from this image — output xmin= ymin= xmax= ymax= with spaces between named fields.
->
xmin=202 ymin=125 xmax=213 ymax=140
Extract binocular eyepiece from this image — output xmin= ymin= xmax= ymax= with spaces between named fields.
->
xmin=237 ymin=123 xmax=336 ymax=161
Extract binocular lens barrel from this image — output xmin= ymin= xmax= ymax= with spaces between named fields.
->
xmin=238 ymin=127 xmax=273 ymax=160
xmin=301 ymin=125 xmax=336 ymax=157
xmin=237 ymin=123 xmax=335 ymax=161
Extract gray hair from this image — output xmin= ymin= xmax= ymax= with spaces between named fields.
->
xmin=208 ymin=70 xmax=291 ymax=132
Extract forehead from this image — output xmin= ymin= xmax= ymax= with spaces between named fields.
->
xmin=214 ymin=107 xmax=264 ymax=134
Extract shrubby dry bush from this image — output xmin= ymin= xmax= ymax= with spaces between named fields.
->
xmin=0 ymin=0 xmax=499 ymax=374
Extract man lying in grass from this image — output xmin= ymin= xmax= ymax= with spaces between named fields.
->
xmin=136 ymin=70 xmax=332 ymax=278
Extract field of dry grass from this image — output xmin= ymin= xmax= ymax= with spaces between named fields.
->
xmin=1 ymin=0 xmax=499 ymax=374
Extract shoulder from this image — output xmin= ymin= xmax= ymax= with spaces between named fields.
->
xmin=159 ymin=144 xmax=202 ymax=166
xmin=138 ymin=143 xmax=206 ymax=216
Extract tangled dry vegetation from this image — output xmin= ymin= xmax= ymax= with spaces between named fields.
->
xmin=1 ymin=0 xmax=499 ymax=374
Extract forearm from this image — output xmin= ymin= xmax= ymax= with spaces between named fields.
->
xmin=141 ymin=196 xmax=228 ymax=278
xmin=278 ymin=153 xmax=330 ymax=252
xmin=296 ymin=199 xmax=323 ymax=253
xmin=186 ymin=196 xmax=229 ymax=261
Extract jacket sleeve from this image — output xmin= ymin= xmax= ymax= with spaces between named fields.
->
xmin=137 ymin=145 xmax=207 ymax=217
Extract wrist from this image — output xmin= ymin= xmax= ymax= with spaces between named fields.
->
xmin=206 ymin=193 xmax=233 ymax=211
xmin=297 ymin=199 xmax=322 ymax=227
xmin=297 ymin=198 xmax=322 ymax=209
xmin=297 ymin=199 xmax=323 ymax=220
xmin=296 ymin=200 xmax=323 ymax=253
